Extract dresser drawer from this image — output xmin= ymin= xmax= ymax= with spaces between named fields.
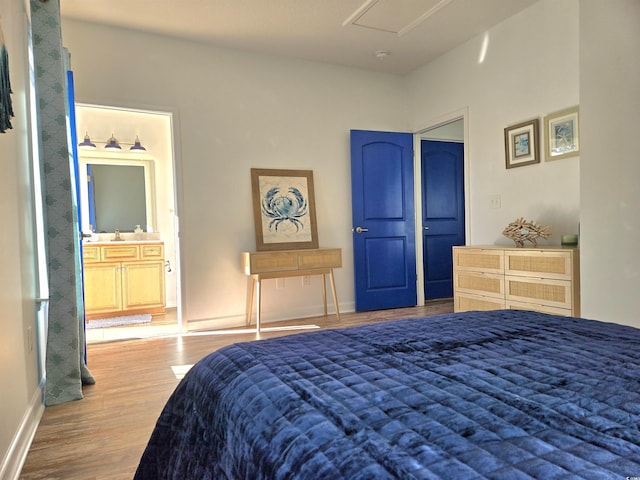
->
xmin=506 ymin=299 xmax=572 ymax=317
xmin=454 ymin=271 xmax=504 ymax=299
xmin=453 ymin=247 xmax=504 ymax=274
xmin=455 ymin=292 xmax=506 ymax=312
xmin=505 ymin=249 xmax=573 ymax=280
xmin=505 ymin=275 xmax=573 ymax=310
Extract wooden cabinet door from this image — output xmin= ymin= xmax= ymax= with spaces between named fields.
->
xmin=84 ymin=263 xmax=122 ymax=314
xmin=121 ymin=261 xmax=166 ymax=310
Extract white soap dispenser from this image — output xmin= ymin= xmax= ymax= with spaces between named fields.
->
xmin=134 ymin=224 xmax=143 ymax=239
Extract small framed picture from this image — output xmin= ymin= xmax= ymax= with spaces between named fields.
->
xmin=251 ymin=168 xmax=319 ymax=251
xmin=504 ymin=119 xmax=540 ymax=169
xmin=544 ymin=106 xmax=579 ymax=161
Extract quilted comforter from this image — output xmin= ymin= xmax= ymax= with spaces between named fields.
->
xmin=135 ymin=310 xmax=640 ymax=479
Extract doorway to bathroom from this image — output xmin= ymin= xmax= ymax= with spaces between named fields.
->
xmin=74 ymin=104 xmax=182 ymax=343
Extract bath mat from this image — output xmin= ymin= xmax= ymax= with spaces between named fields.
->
xmin=86 ymin=314 xmax=152 ymax=329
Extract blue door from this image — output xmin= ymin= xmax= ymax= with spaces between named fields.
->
xmin=350 ymin=130 xmax=417 ymax=311
xmin=421 ymin=140 xmax=465 ymax=299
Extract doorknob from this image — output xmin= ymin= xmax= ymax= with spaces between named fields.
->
xmin=424 ymin=226 xmax=430 ymax=230
xmin=354 ymin=226 xmax=369 ymax=234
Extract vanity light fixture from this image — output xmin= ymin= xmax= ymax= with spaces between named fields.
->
xmin=129 ymin=135 xmax=147 ymax=152
xmin=78 ymin=132 xmax=97 ymax=149
xmin=104 ymin=133 xmax=122 ymax=150
xmin=79 ymin=132 xmax=148 ymax=151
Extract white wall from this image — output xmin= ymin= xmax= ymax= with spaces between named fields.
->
xmin=0 ymin=0 xmax=44 ymax=477
xmin=407 ymin=0 xmax=581 ymax=247
xmin=61 ymin=19 xmax=409 ymax=325
xmin=579 ymin=0 xmax=640 ymax=327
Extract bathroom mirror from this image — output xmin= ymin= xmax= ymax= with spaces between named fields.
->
xmin=89 ymin=164 xmax=146 ymax=232
xmin=78 ymin=154 xmax=156 ymax=233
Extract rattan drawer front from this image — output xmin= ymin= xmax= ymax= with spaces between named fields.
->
xmin=247 ymin=252 xmax=299 ymax=273
xmin=454 ymin=247 xmax=504 ymax=274
xmin=455 ymin=292 xmax=506 ymax=312
xmin=454 ymin=271 xmax=504 ymax=298
xmin=505 ymin=250 xmax=572 ymax=280
xmin=298 ymin=248 xmax=342 ymax=269
xmin=506 ymin=299 xmax=572 ymax=317
xmin=505 ymin=275 xmax=572 ymax=310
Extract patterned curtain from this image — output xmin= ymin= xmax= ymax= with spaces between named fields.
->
xmin=0 ymin=16 xmax=15 ymax=132
xmin=30 ymin=0 xmax=94 ymax=406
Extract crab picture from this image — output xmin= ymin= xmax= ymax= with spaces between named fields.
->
xmin=261 ymin=187 xmax=309 ymax=232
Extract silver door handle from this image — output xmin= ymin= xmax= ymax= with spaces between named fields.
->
xmin=354 ymin=227 xmax=369 ymax=234
xmin=424 ymin=226 xmax=429 ymax=230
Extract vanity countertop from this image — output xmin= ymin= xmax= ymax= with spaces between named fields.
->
xmin=84 ymin=240 xmax=164 ymax=245
xmin=83 ymin=231 xmax=163 ymax=244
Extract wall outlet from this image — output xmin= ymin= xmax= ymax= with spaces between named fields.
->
xmin=302 ymin=276 xmax=312 ymax=286
xmin=276 ymin=278 xmax=285 ymax=289
xmin=489 ymin=194 xmax=502 ymax=209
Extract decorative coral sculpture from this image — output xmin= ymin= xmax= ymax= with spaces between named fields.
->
xmin=502 ymin=217 xmax=551 ymax=247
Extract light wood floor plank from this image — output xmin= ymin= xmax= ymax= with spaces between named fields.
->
xmin=19 ymin=301 xmax=453 ymax=479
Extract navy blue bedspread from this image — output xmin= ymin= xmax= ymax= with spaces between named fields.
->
xmin=134 ymin=310 xmax=640 ymax=479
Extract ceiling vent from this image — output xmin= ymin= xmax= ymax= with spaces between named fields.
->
xmin=343 ymin=0 xmax=453 ymax=37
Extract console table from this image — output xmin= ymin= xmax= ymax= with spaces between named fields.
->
xmin=241 ymin=248 xmax=341 ymax=331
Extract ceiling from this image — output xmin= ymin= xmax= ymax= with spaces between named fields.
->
xmin=59 ymin=0 xmax=538 ymax=75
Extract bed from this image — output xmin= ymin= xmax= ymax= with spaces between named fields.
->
xmin=134 ymin=310 xmax=640 ymax=479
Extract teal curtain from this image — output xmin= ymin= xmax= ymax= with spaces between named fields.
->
xmin=30 ymin=0 xmax=94 ymax=406
xmin=0 ymin=17 xmax=15 ymax=132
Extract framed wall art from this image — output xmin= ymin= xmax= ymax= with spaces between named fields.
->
xmin=544 ymin=106 xmax=579 ymax=161
xmin=251 ymin=168 xmax=318 ymax=251
xmin=504 ymin=118 xmax=540 ymax=169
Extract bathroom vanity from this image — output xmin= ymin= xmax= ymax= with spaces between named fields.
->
xmin=82 ymin=241 xmax=166 ymax=320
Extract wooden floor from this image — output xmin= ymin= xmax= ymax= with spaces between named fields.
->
xmin=19 ymin=301 xmax=453 ymax=480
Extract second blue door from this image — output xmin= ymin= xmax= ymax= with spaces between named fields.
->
xmin=421 ymin=140 xmax=465 ymax=300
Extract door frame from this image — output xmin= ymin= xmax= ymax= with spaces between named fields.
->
xmin=413 ymin=107 xmax=470 ymax=305
xmin=75 ymin=102 xmax=185 ymax=333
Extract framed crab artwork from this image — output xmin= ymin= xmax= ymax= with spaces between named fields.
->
xmin=251 ymin=168 xmax=319 ymax=251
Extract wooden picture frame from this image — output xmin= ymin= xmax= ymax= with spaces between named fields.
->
xmin=251 ymin=168 xmax=318 ymax=251
xmin=504 ymin=119 xmax=540 ymax=169
xmin=544 ymin=106 xmax=579 ymax=161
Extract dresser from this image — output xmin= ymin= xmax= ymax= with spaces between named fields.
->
xmin=241 ymin=248 xmax=342 ymax=330
xmin=83 ymin=242 xmax=166 ymax=320
xmin=453 ymin=246 xmax=580 ymax=316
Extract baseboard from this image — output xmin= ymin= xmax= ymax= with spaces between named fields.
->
xmin=0 ymin=382 xmax=45 ymax=480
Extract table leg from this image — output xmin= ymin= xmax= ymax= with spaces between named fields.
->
xmin=246 ymin=276 xmax=255 ymax=326
xmin=329 ymin=269 xmax=340 ymax=321
xmin=256 ymin=277 xmax=261 ymax=332
xmin=322 ymin=273 xmax=328 ymax=316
